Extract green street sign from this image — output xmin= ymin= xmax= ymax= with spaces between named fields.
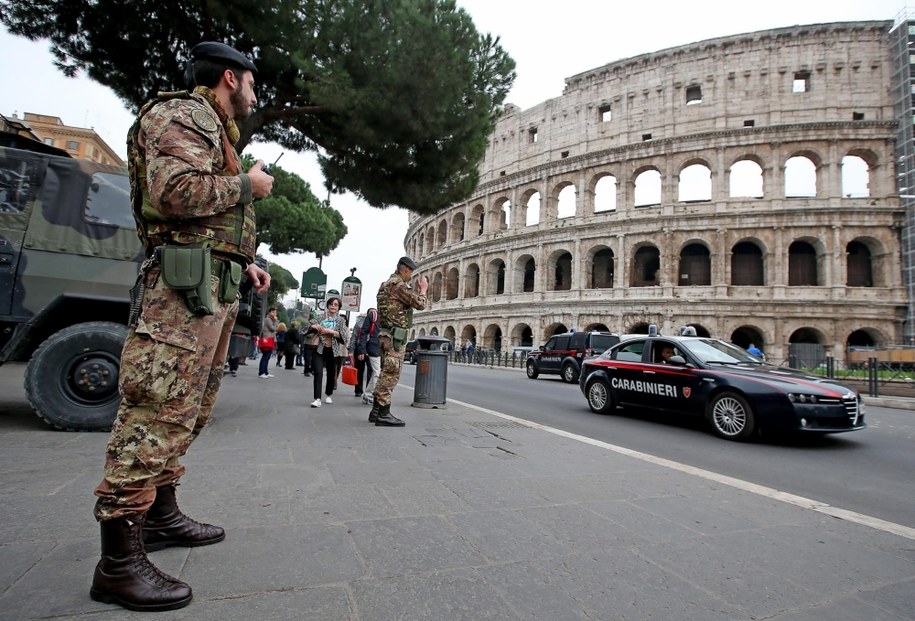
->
xmin=301 ymin=267 xmax=327 ymax=299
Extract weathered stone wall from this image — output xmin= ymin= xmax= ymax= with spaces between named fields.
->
xmin=405 ymin=21 xmax=904 ymax=364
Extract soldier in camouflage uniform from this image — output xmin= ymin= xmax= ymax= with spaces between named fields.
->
xmin=90 ymin=42 xmax=273 ymax=612
xmin=369 ymin=256 xmax=428 ymax=427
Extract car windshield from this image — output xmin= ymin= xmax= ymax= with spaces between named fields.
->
xmin=682 ymin=339 xmax=763 ymax=364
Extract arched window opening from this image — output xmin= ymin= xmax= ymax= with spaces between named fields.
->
xmin=484 ymin=324 xmax=503 ymax=353
xmin=464 ymin=264 xmax=480 ymax=298
xmin=785 ymin=156 xmax=817 ymax=198
xmin=513 ymin=324 xmax=534 ymax=348
xmin=470 ymin=205 xmax=484 ymax=238
xmin=788 ymin=241 xmax=818 ymax=286
xmin=631 ymin=247 xmax=660 ymax=287
xmin=437 ymin=221 xmax=448 ymax=248
xmin=557 ymin=185 xmax=576 ymax=219
xmin=444 ymin=325 xmax=456 ymax=343
xmin=847 ymin=329 xmax=876 ymax=348
xmin=523 ymin=258 xmax=536 ymax=292
xmin=500 ymin=199 xmax=511 ymax=230
xmin=841 ymin=155 xmax=870 ymax=198
xmin=591 ymin=249 xmax=614 ymax=288
xmin=729 ymin=160 xmax=764 ymax=198
xmin=678 ymin=244 xmax=711 ymax=286
xmin=553 ymin=252 xmax=573 ymax=290
xmin=451 ymin=212 xmax=465 ymax=243
xmin=432 ymin=272 xmax=443 ymax=302
xmin=634 ymin=170 xmax=662 ymax=207
xmin=445 ymin=267 xmax=459 ymax=300
xmin=678 ymin=164 xmax=712 ymax=202
xmin=847 ymin=241 xmax=873 ymax=287
xmin=594 ymin=175 xmax=617 ymax=212
xmin=731 ymin=242 xmax=764 ymax=286
xmin=526 ymin=192 xmax=541 ymax=226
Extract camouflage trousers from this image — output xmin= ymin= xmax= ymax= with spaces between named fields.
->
xmin=372 ymin=332 xmax=404 ymax=407
xmin=94 ymin=266 xmax=238 ymax=521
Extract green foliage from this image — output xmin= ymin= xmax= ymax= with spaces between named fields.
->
xmin=266 ymin=261 xmax=299 ymax=308
xmin=1 ymin=0 xmax=516 ymax=216
xmin=241 ymin=154 xmax=347 ymax=255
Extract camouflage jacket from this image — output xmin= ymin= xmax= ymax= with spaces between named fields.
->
xmin=377 ymin=272 xmax=427 ymax=330
xmin=128 ymin=88 xmax=256 ymax=262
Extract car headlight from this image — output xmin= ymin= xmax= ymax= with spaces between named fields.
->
xmin=788 ymin=393 xmax=818 ymax=404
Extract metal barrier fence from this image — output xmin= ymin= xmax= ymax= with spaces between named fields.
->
xmin=449 ymin=350 xmax=530 ymax=369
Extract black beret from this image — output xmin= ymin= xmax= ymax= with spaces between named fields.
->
xmin=397 ymin=256 xmax=417 ymax=270
xmin=191 ymin=42 xmax=257 ymax=73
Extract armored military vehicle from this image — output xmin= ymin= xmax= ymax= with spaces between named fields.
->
xmin=0 ymin=133 xmax=265 ymax=431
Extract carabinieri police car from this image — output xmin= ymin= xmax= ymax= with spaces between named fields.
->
xmin=579 ymin=335 xmax=866 ymax=441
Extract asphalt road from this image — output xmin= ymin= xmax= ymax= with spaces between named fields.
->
xmin=407 ymin=362 xmax=915 ymax=530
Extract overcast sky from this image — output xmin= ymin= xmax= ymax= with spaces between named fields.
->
xmin=0 ymin=0 xmax=904 ymax=317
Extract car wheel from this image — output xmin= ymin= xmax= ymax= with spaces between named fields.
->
xmin=25 ymin=321 xmax=127 ymax=431
xmin=586 ymin=377 xmax=615 ymax=414
xmin=526 ymin=360 xmax=539 ymax=379
xmin=562 ymin=362 xmax=579 ymax=384
xmin=707 ymin=391 xmax=756 ymax=441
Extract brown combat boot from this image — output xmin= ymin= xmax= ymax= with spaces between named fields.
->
xmin=142 ymin=484 xmax=225 ymax=552
xmin=374 ymin=404 xmax=405 ymax=427
xmin=368 ymin=401 xmax=381 ymax=423
xmin=90 ymin=515 xmax=192 ymax=612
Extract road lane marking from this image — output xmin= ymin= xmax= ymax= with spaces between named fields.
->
xmin=449 ymin=397 xmax=915 ymax=542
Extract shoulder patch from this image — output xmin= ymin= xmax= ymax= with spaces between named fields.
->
xmin=191 ymin=109 xmax=218 ymax=132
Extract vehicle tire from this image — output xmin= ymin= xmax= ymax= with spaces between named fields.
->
xmin=586 ymin=377 xmax=615 ymax=414
xmin=562 ymin=362 xmax=579 ymax=384
xmin=25 ymin=321 xmax=127 ymax=431
xmin=526 ymin=360 xmax=539 ymax=379
xmin=707 ymin=391 xmax=756 ymax=441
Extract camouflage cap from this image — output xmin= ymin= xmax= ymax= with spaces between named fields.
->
xmin=191 ymin=42 xmax=258 ymax=73
xmin=397 ymin=256 xmax=417 ymax=270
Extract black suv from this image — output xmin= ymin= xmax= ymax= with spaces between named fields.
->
xmin=526 ymin=331 xmax=620 ymax=383
xmin=404 ymin=340 xmax=419 ymax=364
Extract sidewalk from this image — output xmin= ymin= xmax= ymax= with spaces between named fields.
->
xmin=0 ymin=363 xmax=913 ymax=620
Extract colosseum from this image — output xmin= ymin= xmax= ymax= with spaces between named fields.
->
xmin=405 ymin=19 xmax=913 ymax=366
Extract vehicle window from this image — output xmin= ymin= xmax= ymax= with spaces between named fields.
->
xmin=590 ymin=334 xmax=619 ymax=351
xmin=85 ymin=172 xmax=134 ymax=228
xmin=0 ymin=156 xmax=41 ymax=213
xmin=682 ymin=339 xmax=756 ymax=363
xmin=550 ymin=336 xmax=571 ymax=351
xmin=653 ymin=342 xmax=683 ymax=363
xmin=614 ymin=341 xmax=644 ymax=362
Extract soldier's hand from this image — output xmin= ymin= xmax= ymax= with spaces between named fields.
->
xmin=248 ymin=161 xmax=274 ymax=198
xmin=246 ymin=262 xmax=271 ymax=294
xmin=418 ymin=275 xmax=429 ymax=294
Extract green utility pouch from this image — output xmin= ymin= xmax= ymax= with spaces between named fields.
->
xmin=218 ymin=260 xmax=242 ymax=303
xmin=156 ymin=244 xmax=214 ymax=316
xmin=392 ymin=326 xmax=409 ymax=351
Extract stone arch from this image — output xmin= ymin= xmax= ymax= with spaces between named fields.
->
xmin=432 ymin=271 xmax=444 ymax=302
xmin=443 ymin=325 xmax=457 ymax=344
xmin=486 ymin=258 xmax=506 ymax=295
xmin=729 ymin=157 xmax=764 ymax=198
xmin=846 ymin=327 xmax=883 ymax=348
xmin=587 ymin=244 xmax=615 ymax=288
xmin=436 ymin=218 xmax=448 ymax=248
xmin=515 ymin=253 xmax=536 ymax=293
xmin=729 ymin=325 xmax=766 ymax=352
xmin=544 ymin=322 xmax=569 ymax=341
xmin=483 ymin=323 xmax=503 ymax=352
xmin=451 ymin=212 xmax=465 ymax=243
xmin=547 ymin=248 xmax=573 ymax=291
xmin=678 ymin=160 xmax=712 ymax=202
xmin=784 ymin=150 xmax=822 ymax=198
xmin=511 ymin=323 xmax=534 ymax=347
xmin=678 ymin=241 xmax=711 ymax=286
xmin=583 ymin=322 xmax=611 ymax=332
xmin=492 ymin=197 xmax=511 ymax=230
xmin=788 ymin=238 xmax=823 ymax=286
xmin=464 ymin=263 xmax=480 ymax=298
xmin=731 ymin=239 xmax=765 ymax=286
xmin=554 ymin=181 xmax=577 ymax=219
xmin=631 ymin=243 xmax=660 ymax=287
xmin=445 ymin=266 xmax=459 ymax=300
xmin=520 ymin=188 xmax=541 ymax=226
xmin=425 ymin=223 xmax=435 ymax=253
xmin=841 ymin=154 xmax=870 ymax=198
xmin=470 ymin=204 xmax=485 ymax=238
xmin=633 ymin=167 xmax=662 ymax=207
xmin=846 ymin=239 xmax=873 ymax=287
xmin=461 ymin=324 xmax=477 ymax=347
xmin=592 ymin=172 xmax=618 ymax=213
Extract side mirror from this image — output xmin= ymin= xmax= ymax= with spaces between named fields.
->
xmin=668 ymin=355 xmax=687 ymax=366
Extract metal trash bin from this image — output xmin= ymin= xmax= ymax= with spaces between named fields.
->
xmin=412 ymin=335 xmax=450 ymax=408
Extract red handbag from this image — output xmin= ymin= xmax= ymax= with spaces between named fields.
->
xmin=341 ymin=364 xmax=358 ymax=386
xmin=258 ymin=336 xmax=275 ymax=353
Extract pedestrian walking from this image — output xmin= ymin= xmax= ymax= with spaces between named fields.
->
xmin=308 ymin=295 xmax=349 ymax=408
xmin=357 ymin=307 xmax=381 ymax=404
xmin=258 ymin=307 xmax=278 ymax=378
